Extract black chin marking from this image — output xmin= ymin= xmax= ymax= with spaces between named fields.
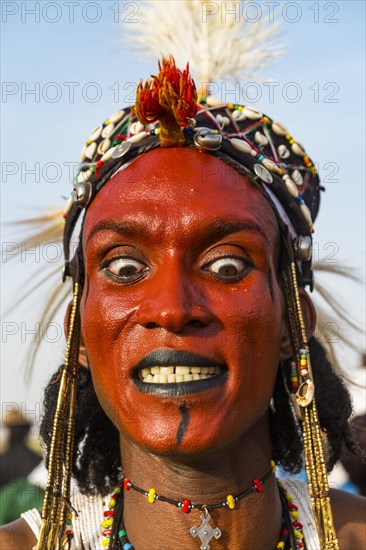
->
xmin=176 ymin=405 xmax=190 ymax=445
xmin=84 ymin=275 xmax=90 ymax=306
xmin=268 ymin=268 xmax=274 ymax=302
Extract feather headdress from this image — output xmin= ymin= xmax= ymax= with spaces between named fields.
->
xmin=123 ymin=0 xmax=285 ymax=96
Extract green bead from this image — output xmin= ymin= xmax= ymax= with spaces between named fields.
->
xmin=118 ymin=529 xmax=126 ymax=538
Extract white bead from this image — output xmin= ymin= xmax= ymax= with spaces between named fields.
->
xmin=80 ymin=144 xmax=87 ymax=161
xmin=230 ymin=138 xmax=252 ymax=154
xmin=127 ymin=131 xmax=148 ymax=144
xmin=272 ymin=121 xmax=288 ymax=136
xmin=101 ymin=146 xmax=117 ymax=162
xmin=300 ymin=203 xmax=312 ymax=225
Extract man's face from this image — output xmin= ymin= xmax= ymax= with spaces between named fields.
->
xmin=81 ymin=148 xmax=285 ymax=456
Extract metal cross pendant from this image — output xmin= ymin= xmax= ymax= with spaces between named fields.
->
xmin=190 ymin=509 xmax=222 ymax=550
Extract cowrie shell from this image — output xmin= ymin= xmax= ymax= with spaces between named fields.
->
xmin=216 ymin=114 xmax=230 ymax=127
xmin=292 ymin=142 xmax=306 ymax=157
xmin=243 ymin=106 xmax=263 ymax=120
xmin=101 ymin=123 xmax=115 ymax=138
xmin=230 ymin=138 xmax=252 ymax=154
xmin=254 ymin=131 xmax=268 ymax=146
xmin=85 ymin=142 xmax=97 ymax=160
xmin=292 ymin=169 xmax=303 ymax=187
xmin=88 ymin=125 xmax=102 ymax=142
xmin=272 ymin=121 xmax=288 ymax=136
xmin=97 ymin=138 xmax=111 ymax=155
xmin=282 ymin=174 xmax=299 ymax=197
xmin=296 ymin=379 xmax=315 ymax=407
xmin=130 ymin=121 xmax=145 ymax=135
xmin=109 ymin=110 xmax=125 ymax=124
xmin=278 ymin=144 xmax=290 ymax=159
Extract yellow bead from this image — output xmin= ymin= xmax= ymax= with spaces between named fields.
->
xmin=148 ymin=488 xmax=156 ymax=504
xmin=114 ymin=487 xmax=121 ymax=494
xmin=102 ymin=539 xmax=110 ymax=546
xmin=228 ymin=103 xmax=234 ymax=109
xmin=67 ymin=512 xmax=72 ymax=520
xmin=271 ymin=460 xmax=276 ymax=473
xmin=105 ymin=119 xmax=110 ymax=125
xmin=291 ymin=511 xmax=299 ymax=519
xmin=286 ymin=493 xmax=294 ymax=501
xmin=226 ymin=495 xmax=235 ymax=509
xmin=294 ymin=529 xmax=303 ymax=539
xmin=238 ymin=106 xmax=243 ymax=112
xmin=300 ymin=359 xmax=307 ymax=366
xmin=101 ymin=518 xmax=112 ymax=528
xmin=108 ymin=498 xmax=116 ymax=508
xmin=277 ymin=542 xmax=285 ymax=549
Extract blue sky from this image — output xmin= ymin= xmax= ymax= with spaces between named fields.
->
xmin=1 ymin=1 xmax=365 ymax=412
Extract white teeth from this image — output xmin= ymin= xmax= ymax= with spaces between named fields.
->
xmin=191 ymin=366 xmax=201 ymax=374
xmin=138 ymin=365 xmax=224 ymax=383
xmin=160 ymin=366 xmax=174 ymax=375
xmin=176 ymin=366 xmax=190 ymax=375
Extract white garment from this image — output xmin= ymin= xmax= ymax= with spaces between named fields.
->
xmin=21 ymin=478 xmax=321 ymax=549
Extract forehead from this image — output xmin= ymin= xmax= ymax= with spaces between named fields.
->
xmin=83 ymin=148 xmax=279 ymax=246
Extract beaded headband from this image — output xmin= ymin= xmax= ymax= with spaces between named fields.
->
xmin=63 ymin=57 xmax=320 ymax=288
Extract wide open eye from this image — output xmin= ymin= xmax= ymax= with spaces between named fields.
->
xmin=104 ymin=257 xmax=148 ymax=283
xmin=204 ymin=257 xmax=248 ymax=281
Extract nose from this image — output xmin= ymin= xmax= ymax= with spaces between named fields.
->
xmin=136 ymin=265 xmax=214 ymax=334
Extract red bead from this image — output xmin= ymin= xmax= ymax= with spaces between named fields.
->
xmin=102 ymin=529 xmax=112 ymax=537
xmin=296 ymin=543 xmax=304 ymax=548
xmin=112 ymin=493 xmax=119 ymax=499
xmin=123 ymin=477 xmax=131 ymax=490
xmin=104 ymin=510 xmax=114 ymax=517
xmin=182 ymin=499 xmax=191 ymax=513
xmin=281 ymin=529 xmax=289 ymax=536
xmin=65 ymin=530 xmax=72 ymax=536
xmin=293 ymin=520 xmax=303 ymax=529
xmin=289 ymin=502 xmax=298 ymax=511
xmin=252 ymin=478 xmax=263 ymax=492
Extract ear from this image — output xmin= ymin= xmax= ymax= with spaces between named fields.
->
xmin=279 ymin=288 xmax=317 ymax=361
xmin=64 ymin=301 xmax=89 ymax=369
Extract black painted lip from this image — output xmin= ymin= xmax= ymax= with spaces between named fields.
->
xmin=133 ymin=349 xmax=226 ymax=374
xmin=134 ymin=370 xmax=228 ymax=397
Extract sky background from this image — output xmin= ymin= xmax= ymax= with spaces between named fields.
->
xmin=1 ymin=0 xmax=365 ymax=430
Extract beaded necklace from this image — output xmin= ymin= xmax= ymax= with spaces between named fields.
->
xmin=98 ymin=464 xmax=305 ymax=550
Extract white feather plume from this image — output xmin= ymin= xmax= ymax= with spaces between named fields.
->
xmin=121 ymin=0 xmax=285 ymax=87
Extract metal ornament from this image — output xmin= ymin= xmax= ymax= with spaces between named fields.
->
xmin=190 ymin=509 xmax=222 ymax=550
xmin=294 ymin=236 xmax=312 ymax=262
xmin=253 ymin=163 xmax=273 ymax=184
xmin=112 ymin=140 xmax=132 ymax=159
xmin=71 ymin=182 xmax=92 ymax=207
xmin=193 ymin=128 xmax=222 ymax=151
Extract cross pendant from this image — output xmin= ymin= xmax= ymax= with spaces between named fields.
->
xmin=190 ymin=510 xmax=222 ymax=550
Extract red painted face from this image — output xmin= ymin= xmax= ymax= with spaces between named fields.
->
xmin=81 ymin=148 xmax=285 ymax=456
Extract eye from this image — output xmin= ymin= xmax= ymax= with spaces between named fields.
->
xmin=104 ymin=257 xmax=148 ymax=283
xmin=204 ymin=257 xmax=249 ymax=281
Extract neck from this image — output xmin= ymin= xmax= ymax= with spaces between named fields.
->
xmin=119 ymin=415 xmax=282 ymax=550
